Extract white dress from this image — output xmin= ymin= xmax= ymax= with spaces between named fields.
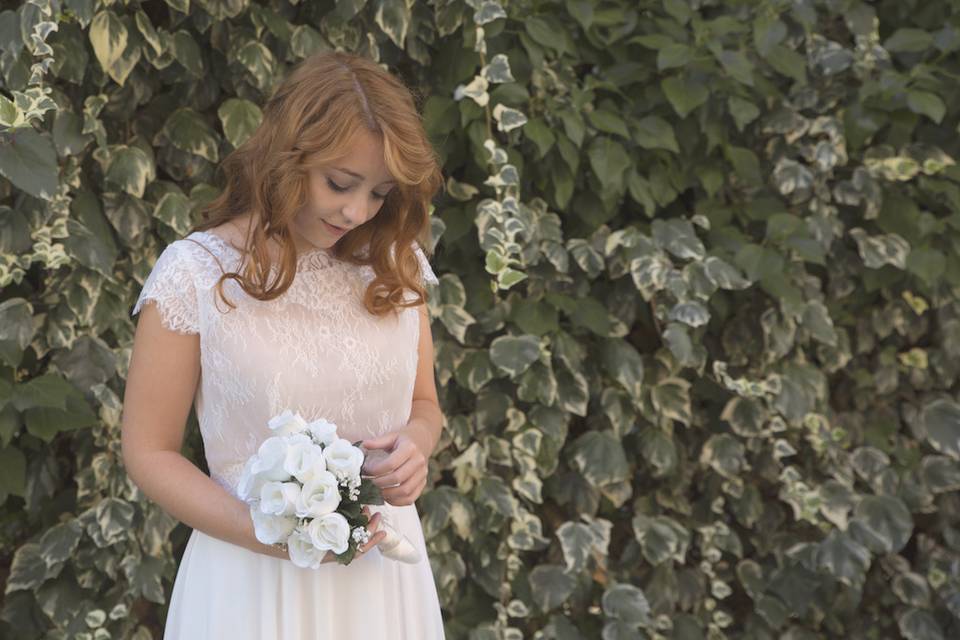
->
xmin=130 ymin=230 xmax=445 ymax=639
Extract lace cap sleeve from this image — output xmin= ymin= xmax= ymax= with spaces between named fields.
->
xmin=412 ymin=241 xmax=439 ymax=285
xmin=131 ymin=241 xmax=200 ymax=335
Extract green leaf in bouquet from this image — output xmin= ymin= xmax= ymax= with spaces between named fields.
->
xmin=357 ymin=478 xmax=385 ymax=505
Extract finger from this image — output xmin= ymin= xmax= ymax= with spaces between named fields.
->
xmin=381 ymin=464 xmax=427 ymax=500
xmin=360 ymin=530 xmax=387 ymax=554
xmin=362 ymin=432 xmax=398 ymax=449
xmin=373 ymin=454 xmax=421 ymax=489
xmin=364 ymin=448 xmax=407 ymax=478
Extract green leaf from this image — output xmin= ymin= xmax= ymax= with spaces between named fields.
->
xmin=23 ymin=388 xmax=98 ymax=442
xmin=0 ymin=128 xmax=59 ymax=200
xmin=850 ymin=495 xmax=913 ymax=554
xmin=632 ymin=115 xmax=679 ymax=153
xmin=489 ymin=334 xmax=541 ymax=377
xmin=725 ymin=145 xmax=762 ymax=185
xmin=898 ymin=608 xmax=945 ymax=640
xmin=753 ymin=16 xmax=787 ymax=55
xmin=922 ymin=398 xmax=960 ymax=459
xmin=652 ymin=218 xmax=705 ymax=260
xmin=439 ymin=304 xmax=476 ymax=344
xmin=218 ymin=98 xmax=262 ymax=149
xmin=529 ymin=565 xmax=576 ymax=611
xmin=570 ymin=431 xmax=629 ymax=487
xmin=668 ymin=301 xmax=710 ymax=328
xmin=801 ymin=300 xmax=837 ymax=346
xmin=170 ymin=30 xmax=204 ymax=77
xmin=587 ymin=109 xmax=630 ymax=139
xmin=587 ymin=136 xmax=631 ymax=192
xmin=884 ymin=28 xmax=933 ymax=53
xmin=38 ymin=521 xmax=83 ymax=566
xmin=556 ymin=368 xmax=588 ymax=416
xmin=0 ymin=445 xmax=26 ymax=500
xmin=89 ymin=10 xmax=127 ymax=75
xmin=602 ymin=583 xmax=651 ymax=626
xmin=473 ymin=1 xmax=507 ymax=25
xmin=525 ymin=16 xmax=572 ymax=56
xmin=0 ymin=298 xmax=36 ymax=367
xmin=632 ymin=514 xmax=690 ymax=564
xmin=816 ymin=529 xmax=871 ymax=589
xmin=12 ymin=374 xmax=74 ymax=412
xmin=661 ymin=76 xmax=709 ymax=118
xmin=766 ymin=44 xmax=807 ymax=84
xmin=728 ymin=95 xmax=760 ymax=132
xmin=651 ymin=377 xmax=692 ymax=425
xmin=849 ymin=227 xmax=910 ymax=269
xmin=921 ymin=455 xmax=960 ymax=493
xmin=153 ymin=191 xmax=193 ymax=236
xmin=104 ymin=145 xmax=155 ymax=198
xmin=235 ymin=40 xmax=275 ymax=91
xmin=657 ymin=43 xmax=693 ymax=70
xmin=6 ymin=543 xmax=47 ymax=591
xmin=704 ymin=256 xmax=751 ymax=289
xmin=639 ymin=428 xmax=677 ymax=476
xmin=907 ymin=90 xmax=946 ymax=124
xmin=134 ymin=10 xmax=163 ymax=56
xmin=510 ymin=298 xmax=558 ymax=336
xmin=523 ymin=117 xmax=556 ymax=158
xmin=374 ymin=0 xmax=410 ymax=48
xmin=600 ymin=339 xmax=644 ymax=401
xmin=290 ymin=24 xmax=328 ymax=59
xmin=715 ymin=49 xmax=754 ymax=86
xmin=95 ymin=497 xmax=136 ymax=546
xmin=161 ymin=108 xmax=219 ymax=163
xmin=556 ymin=521 xmax=596 ymax=573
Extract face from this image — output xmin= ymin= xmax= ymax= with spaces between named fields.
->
xmin=292 ymin=128 xmax=397 ymax=251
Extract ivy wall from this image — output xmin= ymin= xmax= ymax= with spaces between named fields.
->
xmin=2 ymin=0 xmax=960 ymax=638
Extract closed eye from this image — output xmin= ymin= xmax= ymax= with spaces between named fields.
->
xmin=326 ymin=178 xmax=390 ymax=200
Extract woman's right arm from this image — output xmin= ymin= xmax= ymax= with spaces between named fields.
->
xmin=121 ymin=300 xmax=291 ymax=559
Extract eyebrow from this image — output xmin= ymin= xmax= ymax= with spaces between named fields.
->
xmin=334 ymin=167 xmax=396 ymax=186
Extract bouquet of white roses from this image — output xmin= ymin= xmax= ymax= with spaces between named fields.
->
xmin=236 ymin=409 xmax=421 ymax=568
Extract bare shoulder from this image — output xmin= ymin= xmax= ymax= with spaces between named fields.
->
xmin=202 ymin=215 xmax=254 ymax=251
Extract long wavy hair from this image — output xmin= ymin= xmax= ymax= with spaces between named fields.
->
xmin=189 ymin=50 xmax=444 ymax=317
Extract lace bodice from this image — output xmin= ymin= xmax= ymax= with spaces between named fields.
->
xmin=130 ymin=230 xmax=438 ymax=497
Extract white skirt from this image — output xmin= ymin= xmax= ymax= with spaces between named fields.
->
xmin=163 ymin=503 xmax=446 ymax=639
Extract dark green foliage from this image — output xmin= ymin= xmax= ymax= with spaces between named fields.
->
xmin=2 ymin=0 xmax=960 ymax=638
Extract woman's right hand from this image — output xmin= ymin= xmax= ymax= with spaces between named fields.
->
xmin=256 ymin=506 xmax=388 ymax=564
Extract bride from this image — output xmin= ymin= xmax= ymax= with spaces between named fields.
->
xmin=122 ymin=50 xmax=447 ymax=638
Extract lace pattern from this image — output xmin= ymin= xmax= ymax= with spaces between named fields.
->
xmin=131 ymin=230 xmax=438 ymax=499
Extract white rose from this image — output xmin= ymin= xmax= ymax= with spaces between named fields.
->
xmin=259 ymin=480 xmax=301 ymax=517
xmin=283 ymin=434 xmax=326 ymax=484
xmin=323 ymin=438 xmax=365 ymax=481
xmin=307 ymin=512 xmax=351 ymax=555
xmin=287 ymin=527 xmax=328 ymax=569
xmin=250 ymin=504 xmax=297 ymax=545
xmin=307 ymin=418 xmax=339 ymax=446
xmin=251 ymin=436 xmax=291 ymax=482
xmin=236 ymin=455 xmax=268 ymax=502
xmin=268 ymin=409 xmax=310 ymax=437
xmin=294 ymin=470 xmax=341 ymax=518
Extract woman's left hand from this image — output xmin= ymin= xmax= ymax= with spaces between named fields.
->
xmin=361 ymin=426 xmax=431 ymax=506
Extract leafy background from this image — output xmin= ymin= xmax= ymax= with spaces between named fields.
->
xmin=2 ymin=0 xmax=960 ymax=638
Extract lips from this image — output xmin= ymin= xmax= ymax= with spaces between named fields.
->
xmin=323 ymin=220 xmax=348 ymax=235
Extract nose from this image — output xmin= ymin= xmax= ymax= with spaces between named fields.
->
xmin=340 ymin=192 xmax=369 ymax=228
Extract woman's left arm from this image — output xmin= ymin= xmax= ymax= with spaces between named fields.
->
xmin=361 ymin=303 xmax=443 ymax=505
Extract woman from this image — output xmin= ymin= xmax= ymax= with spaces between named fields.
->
xmin=121 ymin=50 xmax=446 ymax=638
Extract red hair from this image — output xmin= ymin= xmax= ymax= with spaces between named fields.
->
xmin=192 ymin=50 xmax=444 ymax=317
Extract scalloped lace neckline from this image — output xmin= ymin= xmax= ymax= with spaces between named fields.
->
xmin=191 ymin=230 xmax=338 ymax=272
